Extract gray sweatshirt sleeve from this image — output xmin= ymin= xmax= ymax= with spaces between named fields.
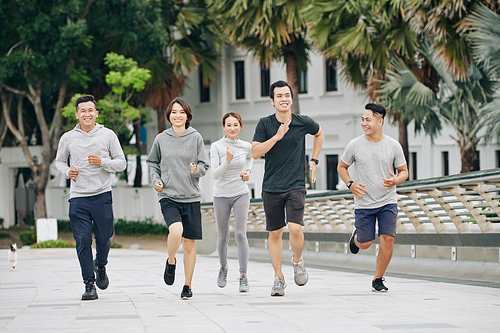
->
xmin=192 ymin=134 xmax=209 ymax=178
xmin=55 ymin=135 xmax=70 ymax=178
xmin=210 ymin=142 xmax=229 ymax=180
xmin=146 ymin=137 xmax=162 ymax=185
xmin=100 ymin=132 xmax=126 ymax=172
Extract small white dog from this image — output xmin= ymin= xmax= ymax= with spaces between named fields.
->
xmin=8 ymin=243 xmax=17 ymax=270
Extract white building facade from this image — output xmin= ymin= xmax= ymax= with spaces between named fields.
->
xmin=2 ymin=45 xmax=499 ymax=227
xmin=181 ymin=46 xmax=500 ymax=190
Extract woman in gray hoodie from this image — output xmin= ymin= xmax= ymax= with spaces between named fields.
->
xmin=146 ymin=97 xmax=209 ymax=299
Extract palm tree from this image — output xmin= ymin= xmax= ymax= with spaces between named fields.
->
xmin=378 ymin=56 xmax=442 ymax=145
xmin=142 ymin=0 xmax=226 ymax=132
xmin=305 ymin=0 xmax=420 ymax=161
xmin=378 ymin=40 xmax=500 ymax=173
xmin=407 ymin=0 xmax=499 ymax=80
xmin=208 ymin=0 xmax=312 ymax=114
xmin=463 ymin=4 xmax=500 ymax=144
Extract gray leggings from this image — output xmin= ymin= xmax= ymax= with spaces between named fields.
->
xmin=213 ymin=192 xmax=250 ymax=274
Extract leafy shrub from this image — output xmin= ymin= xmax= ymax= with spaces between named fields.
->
xmin=57 ymin=220 xmax=73 ymax=232
xmin=24 ymin=217 xmax=36 ymax=226
xmin=114 ymin=218 xmax=168 ymax=236
xmin=31 ymin=239 xmax=76 ymax=248
xmin=56 ymin=218 xmax=168 ymax=236
xmin=110 ymin=242 xmax=122 ymax=248
xmin=0 ymin=232 xmax=11 ymax=239
xmin=20 ymin=230 xmax=37 ymax=245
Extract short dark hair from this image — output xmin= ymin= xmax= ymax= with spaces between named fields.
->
xmin=270 ymin=80 xmax=293 ymax=100
xmin=166 ymin=97 xmax=193 ymax=129
xmin=222 ymin=112 xmax=243 ymax=127
xmin=365 ymin=103 xmax=386 ymax=118
xmin=75 ymin=95 xmax=97 ymax=111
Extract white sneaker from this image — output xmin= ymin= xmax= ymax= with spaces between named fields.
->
xmin=271 ymin=276 xmax=287 ymax=296
xmin=292 ymin=258 xmax=308 ymax=286
xmin=217 ymin=266 xmax=228 ymax=288
xmin=239 ymin=275 xmax=249 ymax=292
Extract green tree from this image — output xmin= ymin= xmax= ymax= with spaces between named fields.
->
xmin=64 ymin=53 xmax=152 ymax=186
xmin=0 ymin=0 xmax=93 ymax=220
xmin=141 ymin=0 xmax=226 ymax=132
xmin=377 ymin=56 xmax=442 ymax=146
xmin=209 ymin=0 xmax=312 ymax=114
xmin=378 ymin=40 xmax=500 ymax=173
xmin=463 ymin=4 xmax=500 ymax=145
xmin=306 ymin=0 xmax=420 ymax=161
xmin=407 ymin=0 xmax=499 ymax=80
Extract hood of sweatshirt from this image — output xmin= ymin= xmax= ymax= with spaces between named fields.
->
xmin=74 ymin=123 xmax=104 ymax=136
xmin=164 ymin=127 xmax=197 ymax=138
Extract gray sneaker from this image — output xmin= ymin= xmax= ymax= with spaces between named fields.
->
xmin=292 ymin=258 xmax=308 ymax=286
xmin=217 ymin=266 xmax=228 ymax=288
xmin=239 ymin=275 xmax=249 ymax=292
xmin=271 ymin=276 xmax=287 ymax=296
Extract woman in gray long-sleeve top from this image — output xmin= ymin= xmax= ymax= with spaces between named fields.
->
xmin=55 ymin=94 xmax=126 ymax=301
xmin=210 ymin=112 xmax=253 ymax=292
xmin=146 ymin=97 xmax=209 ymax=300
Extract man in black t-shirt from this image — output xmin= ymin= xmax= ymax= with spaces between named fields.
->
xmin=252 ymin=80 xmax=324 ymax=296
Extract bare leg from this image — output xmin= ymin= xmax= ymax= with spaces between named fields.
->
xmin=268 ymin=228 xmax=284 ymax=278
xmin=182 ymin=238 xmax=196 ymax=288
xmin=288 ymin=223 xmax=304 ymax=263
xmin=167 ymin=222 xmax=183 ymax=265
xmin=375 ymin=235 xmax=394 ymax=279
xmin=355 ymin=234 xmax=373 ymax=250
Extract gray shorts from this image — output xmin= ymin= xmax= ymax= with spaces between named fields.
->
xmin=262 ymin=188 xmax=306 ymax=231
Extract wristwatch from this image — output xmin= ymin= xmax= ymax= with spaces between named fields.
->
xmin=346 ymin=181 xmax=354 ymax=189
xmin=310 ymin=158 xmax=319 ymax=165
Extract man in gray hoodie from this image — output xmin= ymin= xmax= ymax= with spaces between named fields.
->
xmin=55 ymin=95 xmax=126 ymax=301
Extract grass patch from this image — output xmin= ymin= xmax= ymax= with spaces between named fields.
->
xmin=31 ymin=239 xmax=76 ymax=248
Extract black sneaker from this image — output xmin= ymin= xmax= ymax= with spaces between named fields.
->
xmin=81 ymin=281 xmax=98 ymax=300
xmin=164 ymin=258 xmax=176 ymax=285
xmin=372 ymin=278 xmax=388 ymax=292
xmin=349 ymin=229 xmax=360 ymax=254
xmin=181 ymin=285 xmax=192 ymax=299
xmin=93 ymin=259 xmax=109 ymax=290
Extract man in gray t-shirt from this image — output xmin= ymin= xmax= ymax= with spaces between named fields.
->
xmin=338 ymin=103 xmax=407 ymax=293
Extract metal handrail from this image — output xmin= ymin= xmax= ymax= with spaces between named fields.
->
xmin=201 ymin=168 xmax=500 ymax=236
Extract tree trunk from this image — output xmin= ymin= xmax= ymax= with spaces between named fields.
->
xmin=157 ymin=108 xmax=166 ymax=133
xmin=1 ymin=79 xmax=69 ymax=220
xmin=34 ymin=171 xmax=48 ymax=219
xmin=285 ymin=41 xmax=301 ymax=115
xmin=0 ymin=92 xmax=10 ymax=153
xmin=398 ymin=118 xmax=410 ymax=166
xmin=461 ymin=145 xmax=477 ymax=173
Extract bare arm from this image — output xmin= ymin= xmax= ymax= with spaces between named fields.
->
xmin=308 ymin=127 xmax=324 ymax=183
xmin=382 ymin=164 xmax=408 ymax=188
xmin=338 ymin=159 xmax=367 ymax=199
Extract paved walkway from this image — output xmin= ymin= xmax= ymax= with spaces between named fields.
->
xmin=1 ymin=248 xmax=500 ymax=333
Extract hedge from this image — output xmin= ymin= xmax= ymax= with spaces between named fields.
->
xmin=57 ymin=218 xmax=168 ymax=236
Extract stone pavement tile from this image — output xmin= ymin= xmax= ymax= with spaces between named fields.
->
xmin=1 ymin=248 xmax=500 ymax=333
